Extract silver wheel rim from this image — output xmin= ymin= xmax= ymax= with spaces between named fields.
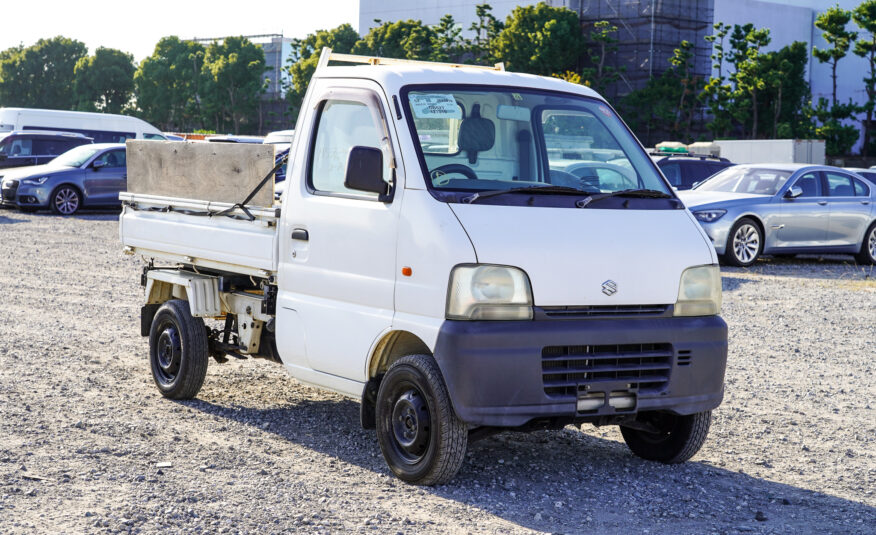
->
xmin=55 ymin=188 xmax=79 ymax=215
xmin=869 ymin=227 xmax=876 ymax=259
xmin=733 ymin=224 xmax=760 ymax=264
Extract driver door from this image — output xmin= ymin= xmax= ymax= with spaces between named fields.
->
xmin=774 ymin=171 xmax=829 ymax=248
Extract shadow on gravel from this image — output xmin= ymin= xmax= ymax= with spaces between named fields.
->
xmin=183 ymin=398 xmax=876 ymax=533
xmin=0 ymin=213 xmax=27 ymax=224
xmin=721 ymin=275 xmax=757 ymax=291
xmin=724 ymin=255 xmax=875 ymax=281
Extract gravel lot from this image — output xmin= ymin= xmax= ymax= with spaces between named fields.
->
xmin=0 ymin=209 xmax=874 ymax=535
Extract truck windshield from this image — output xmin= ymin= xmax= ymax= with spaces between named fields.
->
xmin=694 ymin=167 xmax=791 ymax=196
xmin=401 ymin=86 xmax=670 ymax=200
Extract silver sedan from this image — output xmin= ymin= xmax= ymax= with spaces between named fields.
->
xmin=678 ymin=164 xmax=876 ymax=266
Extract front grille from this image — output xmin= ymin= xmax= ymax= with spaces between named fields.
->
xmin=1 ymin=182 xmax=18 ymax=203
xmin=541 ymin=305 xmax=669 ymax=319
xmin=542 ymin=343 xmax=673 ymax=398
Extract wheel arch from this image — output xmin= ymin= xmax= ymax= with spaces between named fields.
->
xmin=728 ymin=213 xmax=766 ymax=247
xmin=367 ymin=330 xmax=432 ymax=379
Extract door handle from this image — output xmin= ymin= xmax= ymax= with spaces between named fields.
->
xmin=291 ymin=228 xmax=309 ymax=241
xmin=817 ymin=200 xmax=827 ymax=205
xmin=862 ymin=200 xmax=871 ymax=205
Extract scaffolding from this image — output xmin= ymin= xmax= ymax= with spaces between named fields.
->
xmin=551 ymin=0 xmax=715 ymax=99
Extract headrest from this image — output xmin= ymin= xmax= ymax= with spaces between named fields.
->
xmin=458 ymin=104 xmax=495 ymax=164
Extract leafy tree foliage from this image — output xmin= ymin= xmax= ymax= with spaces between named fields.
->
xmin=491 ymin=3 xmax=581 ymax=76
xmin=580 ymin=20 xmax=624 ymax=93
xmin=466 ymin=4 xmax=504 ymax=65
xmin=814 ymin=5 xmax=857 ymax=106
xmin=0 ymin=36 xmax=87 ymax=109
xmin=853 ymin=0 xmax=876 ymax=155
xmin=813 ymin=6 xmax=859 ymax=155
xmin=201 ymin=36 xmax=267 ymax=134
xmin=73 ymin=47 xmax=135 ymax=114
xmin=432 ymin=14 xmax=466 ymax=63
xmin=285 ymin=24 xmax=359 ymax=117
xmin=352 ymin=20 xmax=436 ymax=60
xmin=134 ymin=37 xmax=206 ymax=131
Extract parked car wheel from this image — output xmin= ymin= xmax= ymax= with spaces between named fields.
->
xmin=50 ymin=185 xmax=81 ymax=215
xmin=148 ymin=299 xmax=209 ymax=399
xmin=725 ymin=218 xmax=762 ymax=267
xmin=620 ymin=410 xmax=711 ymax=464
xmin=376 ymin=355 xmax=467 ymax=485
xmin=856 ymin=222 xmax=876 ymax=265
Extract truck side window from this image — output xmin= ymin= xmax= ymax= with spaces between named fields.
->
xmin=309 ymin=99 xmax=389 ymax=197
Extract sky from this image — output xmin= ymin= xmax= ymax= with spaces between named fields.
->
xmin=0 ymin=0 xmax=360 ymax=62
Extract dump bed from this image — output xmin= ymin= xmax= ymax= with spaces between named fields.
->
xmin=119 ymin=141 xmax=281 ymax=278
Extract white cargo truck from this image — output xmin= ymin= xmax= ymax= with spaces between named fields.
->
xmin=120 ymin=49 xmax=728 ymax=485
xmin=713 ymin=139 xmax=826 ymax=164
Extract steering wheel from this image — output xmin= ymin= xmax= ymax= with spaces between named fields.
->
xmin=430 ymin=164 xmax=479 ymax=183
xmin=562 ymin=162 xmax=638 ymax=190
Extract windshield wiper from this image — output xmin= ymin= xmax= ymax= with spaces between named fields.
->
xmin=575 ymin=189 xmax=672 ymax=208
xmin=462 ymin=185 xmax=598 ymax=204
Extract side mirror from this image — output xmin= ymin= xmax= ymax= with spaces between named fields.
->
xmin=344 ymin=146 xmax=389 ymax=198
xmin=784 ymin=185 xmax=803 ymax=199
xmin=91 ymin=160 xmax=107 ymax=170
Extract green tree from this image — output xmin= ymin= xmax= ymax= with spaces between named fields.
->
xmin=701 ymin=23 xmax=733 ymax=138
xmin=352 ymin=20 xmax=436 ymax=60
xmin=756 ymin=42 xmax=812 ymax=139
xmin=201 ymin=36 xmax=267 ymax=134
xmin=466 ymin=4 xmax=504 ymax=65
xmin=492 ymin=2 xmax=581 ymax=76
xmin=284 ymin=24 xmax=360 ymax=119
xmin=814 ymin=5 xmax=857 ymax=107
xmin=0 ymin=36 xmax=87 ymax=109
xmin=732 ymin=26 xmax=771 ymax=139
xmin=73 ymin=47 xmax=135 ymax=114
xmin=432 ymin=14 xmax=465 ymax=63
xmin=853 ymin=0 xmax=876 ymax=156
xmin=668 ymin=40 xmax=702 ymax=140
xmin=580 ymin=20 xmax=624 ymax=93
xmin=134 ymin=36 xmax=206 ymax=131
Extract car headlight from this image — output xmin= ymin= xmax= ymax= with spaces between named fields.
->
xmin=22 ymin=176 xmax=49 ymax=185
xmin=446 ymin=265 xmax=533 ymax=320
xmin=674 ymin=265 xmax=722 ymax=316
xmin=693 ymin=209 xmax=726 ymax=223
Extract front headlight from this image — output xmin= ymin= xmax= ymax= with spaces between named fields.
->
xmin=22 ymin=176 xmax=49 ymax=185
xmin=674 ymin=265 xmax=722 ymax=316
xmin=446 ymin=264 xmax=533 ymax=320
xmin=693 ymin=209 xmax=726 ymax=223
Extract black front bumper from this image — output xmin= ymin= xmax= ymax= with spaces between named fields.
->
xmin=433 ymin=315 xmax=728 ymax=427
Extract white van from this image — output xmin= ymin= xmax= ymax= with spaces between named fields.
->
xmin=0 ymin=108 xmax=165 ymax=143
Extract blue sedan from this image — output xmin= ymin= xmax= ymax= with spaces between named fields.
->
xmin=0 ymin=143 xmax=127 ymax=215
xmin=678 ymin=164 xmax=876 ymax=266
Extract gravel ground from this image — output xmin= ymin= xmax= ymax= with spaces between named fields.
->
xmin=0 ymin=209 xmax=874 ymax=535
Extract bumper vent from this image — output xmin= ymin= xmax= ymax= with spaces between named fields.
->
xmin=541 ymin=305 xmax=669 ymax=319
xmin=542 ymin=343 xmax=673 ymax=398
xmin=1 ymin=181 xmax=18 ymax=202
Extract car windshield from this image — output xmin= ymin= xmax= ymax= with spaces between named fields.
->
xmin=694 ymin=167 xmax=791 ymax=195
xmin=51 ymin=145 xmax=101 ymax=167
xmin=402 ymin=86 xmax=670 ymax=199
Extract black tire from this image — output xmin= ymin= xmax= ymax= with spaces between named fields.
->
xmin=724 ymin=218 xmax=762 ymax=267
xmin=620 ymin=410 xmax=712 ymax=464
xmin=148 ymin=299 xmax=209 ymax=399
xmin=375 ymin=355 xmax=467 ymax=485
xmin=50 ymin=185 xmax=82 ymax=215
xmin=856 ymin=222 xmax=876 ymax=265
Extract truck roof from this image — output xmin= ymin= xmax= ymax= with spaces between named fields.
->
xmin=314 ymin=49 xmax=604 ymax=102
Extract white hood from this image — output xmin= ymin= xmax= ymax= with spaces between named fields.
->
xmin=449 ymin=204 xmax=713 ymax=306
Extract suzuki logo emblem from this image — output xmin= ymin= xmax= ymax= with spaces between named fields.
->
xmin=602 ymin=280 xmax=618 ymax=296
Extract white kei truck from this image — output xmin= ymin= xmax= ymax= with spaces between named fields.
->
xmin=120 ymin=49 xmax=728 ymax=485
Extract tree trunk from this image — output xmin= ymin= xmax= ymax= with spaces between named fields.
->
xmin=832 ymin=60 xmax=838 ymax=108
xmin=773 ymin=86 xmax=782 ymax=139
xmin=751 ymin=89 xmax=758 ymax=140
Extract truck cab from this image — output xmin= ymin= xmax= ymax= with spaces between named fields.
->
xmin=121 ymin=49 xmax=727 ymax=485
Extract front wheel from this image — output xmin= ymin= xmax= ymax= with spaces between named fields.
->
xmin=620 ymin=410 xmax=712 ymax=464
xmin=50 ymin=185 xmax=81 ymax=215
xmin=856 ymin=222 xmax=876 ymax=265
xmin=724 ymin=218 xmax=762 ymax=267
xmin=375 ymin=355 xmax=467 ymax=485
xmin=148 ymin=299 xmax=209 ymax=399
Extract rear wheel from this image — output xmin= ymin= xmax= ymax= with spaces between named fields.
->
xmin=50 ymin=185 xmax=81 ymax=215
xmin=375 ymin=355 xmax=467 ymax=485
xmin=724 ymin=218 xmax=762 ymax=267
xmin=856 ymin=222 xmax=876 ymax=265
xmin=148 ymin=299 xmax=208 ymax=399
xmin=620 ymin=410 xmax=712 ymax=464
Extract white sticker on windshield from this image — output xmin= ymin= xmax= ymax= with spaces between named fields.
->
xmin=409 ymin=94 xmax=462 ymax=119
